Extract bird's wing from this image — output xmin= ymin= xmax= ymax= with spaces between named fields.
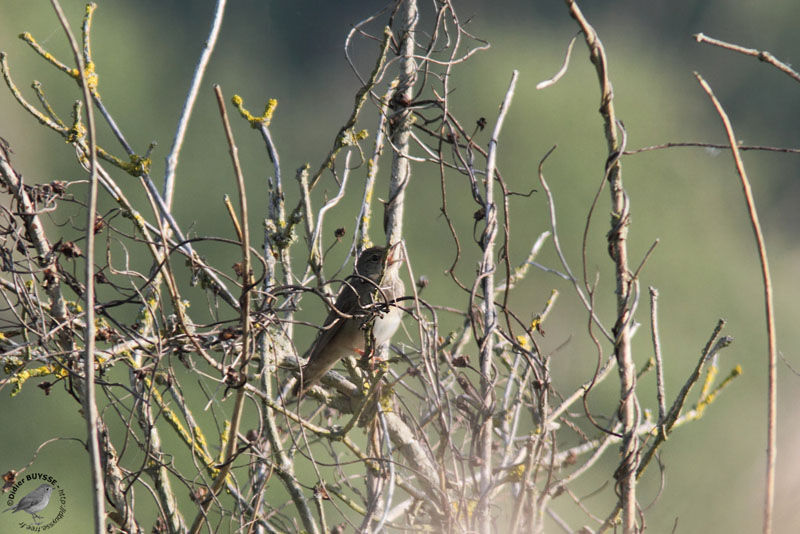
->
xmin=295 ymin=279 xmax=367 ymax=391
xmin=312 ymin=279 xmax=362 ymax=350
xmin=15 ymin=493 xmax=35 ymax=510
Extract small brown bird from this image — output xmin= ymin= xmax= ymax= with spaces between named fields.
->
xmin=294 ymin=244 xmax=405 ymax=396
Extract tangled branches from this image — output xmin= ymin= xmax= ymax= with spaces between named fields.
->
xmin=0 ymin=2 xmax=747 ymax=534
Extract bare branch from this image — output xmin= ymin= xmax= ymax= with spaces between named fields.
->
xmin=694 ymin=32 xmax=800 ymax=84
xmin=695 ymin=72 xmax=777 ymax=534
xmin=48 ymin=2 xmax=105 ymax=533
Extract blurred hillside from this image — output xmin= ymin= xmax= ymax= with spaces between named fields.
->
xmin=2 ymin=1 xmax=800 ymax=532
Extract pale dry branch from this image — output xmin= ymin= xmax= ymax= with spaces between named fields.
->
xmin=695 ymin=72 xmax=777 ymax=534
xmin=163 ymin=0 xmax=228 ymax=209
xmin=565 ymin=1 xmax=639 ymax=530
xmin=47 ymin=2 xmax=105 ymax=532
xmin=694 ymin=32 xmax=800 ymax=84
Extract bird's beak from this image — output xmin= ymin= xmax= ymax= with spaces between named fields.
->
xmin=386 ymin=242 xmax=403 ymax=265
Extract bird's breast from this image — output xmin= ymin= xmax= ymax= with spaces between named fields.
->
xmin=372 ymin=308 xmax=402 ymax=345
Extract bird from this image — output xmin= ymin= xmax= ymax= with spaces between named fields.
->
xmin=3 ymin=483 xmax=53 ymax=524
xmin=294 ymin=243 xmax=405 ymax=396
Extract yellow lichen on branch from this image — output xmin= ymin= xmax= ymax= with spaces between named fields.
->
xmin=231 ymin=95 xmax=278 ymax=128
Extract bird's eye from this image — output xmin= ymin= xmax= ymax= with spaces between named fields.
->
xmin=371 ymin=254 xmax=380 ymax=262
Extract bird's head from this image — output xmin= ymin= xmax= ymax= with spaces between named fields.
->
xmin=355 ymin=243 xmax=403 ymax=282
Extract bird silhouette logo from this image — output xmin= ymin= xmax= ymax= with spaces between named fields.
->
xmin=3 ymin=483 xmax=54 ymax=525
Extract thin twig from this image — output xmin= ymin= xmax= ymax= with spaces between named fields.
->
xmin=598 ymin=328 xmax=735 ymax=533
xmin=694 ymin=33 xmax=800 ymax=84
xmin=189 ymin=84 xmax=254 ymax=534
xmin=695 ymin=72 xmax=777 ymax=534
xmin=649 ymin=287 xmax=667 ymax=427
xmin=310 ymin=151 xmax=353 ymax=262
xmin=536 ymin=33 xmax=579 ymax=90
xmin=49 ymin=1 xmax=105 ymax=532
xmin=624 ymin=141 xmax=800 ymax=155
xmin=164 ymin=0 xmax=228 ymax=209
xmin=476 ymin=69 xmax=518 ymax=534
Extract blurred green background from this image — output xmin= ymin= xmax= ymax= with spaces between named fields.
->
xmin=2 ymin=1 xmax=800 ymax=532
